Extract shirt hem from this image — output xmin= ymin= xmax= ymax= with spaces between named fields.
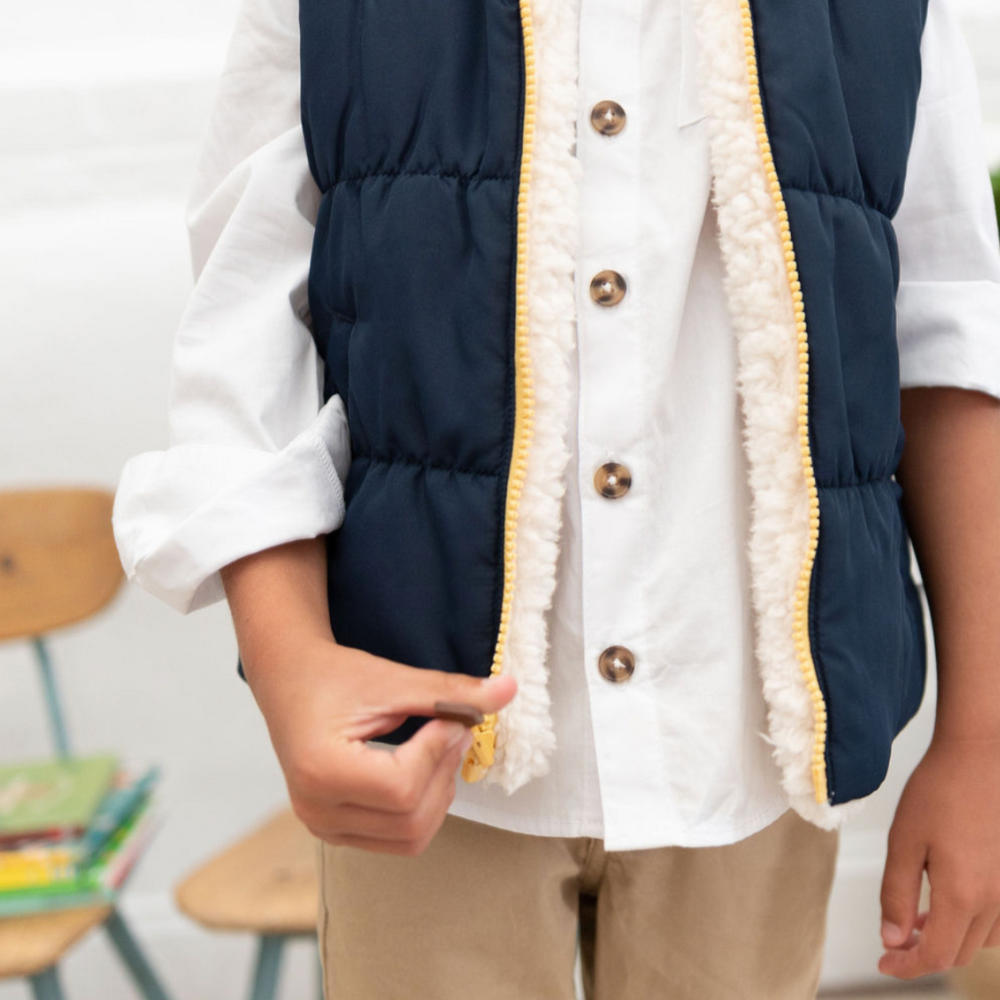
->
xmin=446 ymin=792 xmax=793 ymax=850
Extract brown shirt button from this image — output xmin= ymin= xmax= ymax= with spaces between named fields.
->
xmin=589 ymin=269 xmax=627 ymax=307
xmin=594 ymin=461 xmax=631 ymax=499
xmin=590 ymin=99 xmax=627 ymax=136
xmin=598 ymin=645 xmax=636 ymax=682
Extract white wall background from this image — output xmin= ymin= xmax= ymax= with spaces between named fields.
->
xmin=1 ymin=1 xmax=998 ymax=997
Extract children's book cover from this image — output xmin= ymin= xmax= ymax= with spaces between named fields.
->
xmin=0 ymin=753 xmax=118 ymax=839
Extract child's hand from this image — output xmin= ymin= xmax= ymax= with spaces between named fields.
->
xmin=879 ymin=735 xmax=1000 ymax=978
xmin=219 ymin=537 xmax=518 ymax=857
xmin=247 ymin=633 xmax=518 ymax=857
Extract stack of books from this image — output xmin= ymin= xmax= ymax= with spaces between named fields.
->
xmin=0 ymin=753 xmax=163 ymax=917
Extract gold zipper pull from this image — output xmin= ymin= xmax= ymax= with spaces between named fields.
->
xmin=460 ymin=714 xmax=497 ymax=783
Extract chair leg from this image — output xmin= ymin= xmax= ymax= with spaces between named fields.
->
xmin=33 ymin=637 xmax=71 ymax=758
xmin=316 ymin=942 xmax=325 ymax=1000
xmin=29 ymin=966 xmax=67 ymax=1000
xmin=104 ymin=907 xmax=174 ymax=1000
xmin=248 ymin=935 xmax=286 ymax=1000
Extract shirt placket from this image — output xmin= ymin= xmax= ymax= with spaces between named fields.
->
xmin=575 ymin=0 xmax=660 ymax=841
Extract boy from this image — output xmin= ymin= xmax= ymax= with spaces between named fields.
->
xmin=113 ymin=0 xmax=1000 ymax=994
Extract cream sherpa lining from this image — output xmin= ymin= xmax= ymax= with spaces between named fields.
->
xmin=689 ymin=0 xmax=867 ymax=828
xmin=480 ymin=0 xmax=584 ymax=792
xmin=488 ymin=0 xmax=873 ymax=826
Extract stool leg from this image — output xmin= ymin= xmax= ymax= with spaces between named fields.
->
xmin=29 ymin=966 xmax=66 ymax=1000
xmin=104 ymin=907 xmax=174 ymax=1000
xmin=248 ymin=935 xmax=285 ymax=1000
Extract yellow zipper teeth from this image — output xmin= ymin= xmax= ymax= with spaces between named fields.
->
xmin=739 ymin=0 xmax=828 ymax=805
xmin=461 ymin=0 xmax=537 ymax=783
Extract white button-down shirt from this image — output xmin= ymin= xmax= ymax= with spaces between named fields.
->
xmin=113 ymin=0 xmax=1000 ymax=851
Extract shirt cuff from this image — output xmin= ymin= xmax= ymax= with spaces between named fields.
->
xmin=112 ymin=392 xmax=350 ymax=614
xmin=897 ymin=279 xmax=1000 ymax=400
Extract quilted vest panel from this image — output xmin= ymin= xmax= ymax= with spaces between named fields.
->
xmin=298 ymin=0 xmax=525 ymax=744
xmin=752 ymin=0 xmax=929 ymax=804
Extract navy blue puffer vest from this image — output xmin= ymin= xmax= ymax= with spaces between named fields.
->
xmin=237 ymin=0 xmax=930 ymax=826
xmin=750 ymin=0 xmax=929 ymax=808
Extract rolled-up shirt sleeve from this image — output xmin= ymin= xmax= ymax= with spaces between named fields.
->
xmin=894 ymin=0 xmax=1000 ymax=397
xmin=112 ymin=0 xmax=349 ymax=615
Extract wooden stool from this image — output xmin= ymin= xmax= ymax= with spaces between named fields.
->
xmin=174 ymin=806 xmax=322 ymax=1000
xmin=0 ymin=487 xmax=175 ymax=1000
xmin=0 ymin=907 xmax=112 ymax=993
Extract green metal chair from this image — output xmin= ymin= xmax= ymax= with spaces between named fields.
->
xmin=0 ymin=487 xmax=175 ymax=1000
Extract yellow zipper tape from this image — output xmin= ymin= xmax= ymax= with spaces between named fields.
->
xmin=739 ymin=0 xmax=828 ymax=804
xmin=462 ymin=0 xmax=538 ymax=783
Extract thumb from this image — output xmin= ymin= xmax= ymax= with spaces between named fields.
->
xmin=373 ymin=659 xmax=519 ymax=720
xmin=880 ymin=829 xmax=927 ymax=948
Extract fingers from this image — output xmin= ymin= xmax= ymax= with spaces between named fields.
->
xmin=313 ymin=728 xmax=468 ymax=855
xmin=391 ymin=716 xmax=476 ymax=797
xmin=880 ymin=893 xmax=974 ymax=979
xmin=880 ymin=832 xmax=927 ymax=950
xmin=985 ymin=912 xmax=1000 ymax=949
xmin=894 ymin=910 xmax=930 ymax=951
xmin=955 ymin=908 xmax=1000 ymax=968
xmin=329 ymin=718 xmax=473 ymax=811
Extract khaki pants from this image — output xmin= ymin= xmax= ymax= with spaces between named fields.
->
xmin=316 ymin=807 xmax=839 ymax=1000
